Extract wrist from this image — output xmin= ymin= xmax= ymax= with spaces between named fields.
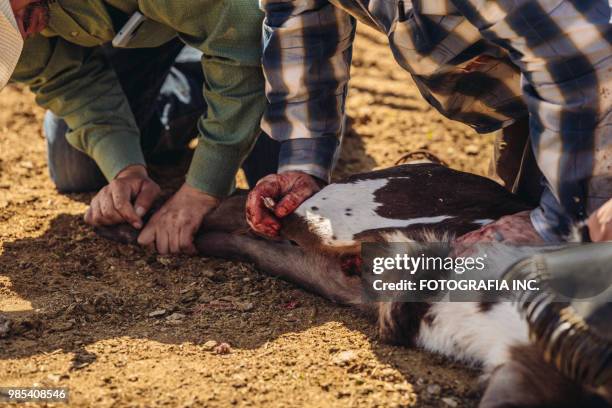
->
xmin=116 ymin=164 xmax=148 ymax=179
xmin=280 ymin=170 xmax=327 ymax=189
xmin=181 ymin=183 xmax=221 ymax=207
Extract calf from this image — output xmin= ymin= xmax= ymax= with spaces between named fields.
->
xmin=96 ymin=163 xmax=611 ymax=407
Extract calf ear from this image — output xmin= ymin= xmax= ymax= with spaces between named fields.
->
xmin=480 ymin=345 xmax=609 ymax=408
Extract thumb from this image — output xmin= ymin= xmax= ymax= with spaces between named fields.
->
xmin=134 ymin=181 xmax=160 ymax=218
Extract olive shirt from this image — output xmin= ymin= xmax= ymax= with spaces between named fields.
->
xmin=11 ymin=0 xmax=266 ymax=197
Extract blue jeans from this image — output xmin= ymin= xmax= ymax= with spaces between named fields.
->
xmin=45 ymin=111 xmax=108 ymax=192
xmin=45 ymin=42 xmax=279 ymax=193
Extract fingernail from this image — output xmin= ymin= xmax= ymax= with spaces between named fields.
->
xmin=133 ymin=222 xmax=143 ymax=229
xmin=136 ymin=207 xmax=146 ymax=217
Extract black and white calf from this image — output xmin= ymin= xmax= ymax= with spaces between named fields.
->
xmin=96 ymin=163 xmax=612 ymax=408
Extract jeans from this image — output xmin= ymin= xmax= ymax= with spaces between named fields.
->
xmin=45 ymin=40 xmax=279 ymax=193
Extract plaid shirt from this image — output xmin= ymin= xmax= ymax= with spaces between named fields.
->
xmin=259 ymin=0 xmax=612 ymax=241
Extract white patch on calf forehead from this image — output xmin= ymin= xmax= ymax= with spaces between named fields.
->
xmin=295 ymin=178 xmax=454 ymax=247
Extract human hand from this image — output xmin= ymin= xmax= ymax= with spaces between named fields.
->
xmin=85 ymin=164 xmax=160 ymax=229
xmin=246 ymin=171 xmax=324 ymax=237
xmin=137 ymin=183 xmax=220 ymax=254
xmin=454 ymin=210 xmax=544 ymax=249
xmin=588 ymin=199 xmax=612 ymax=242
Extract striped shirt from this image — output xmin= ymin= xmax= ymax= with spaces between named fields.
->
xmin=259 ymin=0 xmax=612 ymax=241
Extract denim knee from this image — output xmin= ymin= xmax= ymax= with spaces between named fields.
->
xmin=44 ymin=111 xmax=107 ymax=193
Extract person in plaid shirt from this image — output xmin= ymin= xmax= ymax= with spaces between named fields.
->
xmin=247 ymin=0 xmax=612 ymax=243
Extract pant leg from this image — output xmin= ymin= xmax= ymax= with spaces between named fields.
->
xmin=489 ymin=117 xmax=544 ymax=207
xmin=44 ymin=111 xmax=107 ymax=193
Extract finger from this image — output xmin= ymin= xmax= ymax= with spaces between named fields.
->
xmin=246 ymin=194 xmax=281 ymax=237
xmin=84 ymin=205 xmax=94 ymax=225
xmin=112 ymin=184 xmax=142 ymax=229
xmin=274 ymin=186 xmax=314 ymax=218
xmin=168 ymin=222 xmax=181 ymax=254
xmin=246 ymin=179 xmax=285 ymax=237
xmin=156 ymin=228 xmax=170 ymax=255
xmin=245 ymin=190 xmax=264 ymax=227
xmin=88 ymin=198 xmax=103 ymax=226
xmin=246 ymin=181 xmax=278 ymax=225
xmin=178 ymin=224 xmax=197 ymax=255
xmin=99 ymin=193 xmax=124 ymax=225
xmin=134 ymin=181 xmax=160 ymax=218
xmin=137 ymin=216 xmax=157 ymax=247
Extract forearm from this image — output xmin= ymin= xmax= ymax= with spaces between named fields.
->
xmin=183 ymin=0 xmax=267 ymax=197
xmin=14 ymin=36 xmax=144 ymax=181
xmin=260 ymin=0 xmax=355 ymax=182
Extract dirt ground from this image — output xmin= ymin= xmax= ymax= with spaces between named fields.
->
xmin=1 ymin=26 xmax=497 ymax=407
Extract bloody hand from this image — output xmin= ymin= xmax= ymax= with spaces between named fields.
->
xmin=246 ymin=171 xmax=324 ymax=237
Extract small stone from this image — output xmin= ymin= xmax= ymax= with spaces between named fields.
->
xmin=80 ymin=303 xmax=97 ymax=315
xmin=236 ymin=302 xmax=254 ymax=312
xmin=426 ymin=384 xmax=441 ymax=396
xmin=180 ymin=289 xmax=200 ymax=304
xmin=319 ymin=380 xmax=332 ymax=391
xmin=148 ymin=309 xmax=167 ymax=318
xmin=47 ymin=373 xmax=62 ymax=383
xmin=157 ymin=256 xmax=173 ymax=266
xmin=336 ymin=390 xmax=351 ymax=398
xmin=71 ymin=353 xmax=96 ymax=370
xmin=232 ymin=375 xmax=247 ymax=388
xmin=442 ymin=397 xmax=458 ymax=407
xmin=51 ymin=320 xmax=75 ymax=333
xmin=202 ymin=340 xmax=218 ymax=351
xmin=332 ymin=350 xmax=358 ymax=366
xmin=128 ymin=375 xmax=139 ymax=382
xmin=166 ymin=312 xmax=186 ymax=323
xmin=20 ymin=160 xmax=34 ymax=169
xmin=214 ymin=343 xmax=231 ymax=355
xmin=218 ymin=296 xmax=240 ymax=303
xmin=379 ymin=367 xmax=398 ymax=381
xmin=0 ymin=316 xmax=12 ymax=338
xmin=464 ymin=144 xmax=479 ymax=155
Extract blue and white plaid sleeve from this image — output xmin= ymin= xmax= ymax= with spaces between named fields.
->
xmin=453 ymin=0 xmax=612 ymax=241
xmin=259 ymin=0 xmax=356 ymax=182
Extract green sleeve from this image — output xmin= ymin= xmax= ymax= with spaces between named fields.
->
xmin=141 ymin=0 xmax=267 ymax=197
xmin=12 ymin=35 xmax=144 ymax=181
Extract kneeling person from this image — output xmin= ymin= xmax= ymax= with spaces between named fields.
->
xmin=1 ymin=0 xmax=272 ymax=253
